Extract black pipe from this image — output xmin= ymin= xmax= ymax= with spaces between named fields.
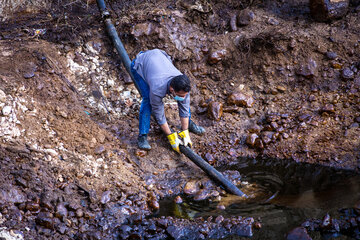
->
xmin=180 ymin=146 xmax=246 ymax=197
xmin=96 ymin=0 xmax=141 ymax=95
xmin=96 ymin=0 xmax=246 ymax=197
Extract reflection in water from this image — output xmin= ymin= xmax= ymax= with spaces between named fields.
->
xmin=157 ymin=158 xmax=360 ymax=239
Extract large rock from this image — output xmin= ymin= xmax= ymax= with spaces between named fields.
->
xmin=208 ymin=101 xmax=223 ymax=121
xmin=227 ymin=92 xmax=254 ymax=108
xmin=310 ymin=0 xmax=349 ymax=21
xmin=237 ymin=9 xmax=255 ymax=26
xmin=296 ymin=59 xmax=317 ymax=78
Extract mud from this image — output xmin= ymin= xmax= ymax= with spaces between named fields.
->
xmin=0 ymin=0 xmax=359 ymax=239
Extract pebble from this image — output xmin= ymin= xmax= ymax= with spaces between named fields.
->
xmin=215 ymin=215 xmax=224 ymax=223
xmin=23 ymin=71 xmax=35 ymax=79
xmin=237 ymin=9 xmax=255 ymax=26
xmin=227 ymin=92 xmax=254 ymax=108
xmin=184 ymin=180 xmax=200 ymax=195
xmin=55 ymin=202 xmax=68 ymax=219
xmin=230 ymin=14 xmax=237 ymax=31
xmin=205 ymin=152 xmax=215 ymax=164
xmin=296 ymin=58 xmax=317 ymax=78
xmin=355 ymin=117 xmax=360 ymax=123
xmin=36 ymin=212 xmax=54 ymax=229
xmin=326 ymin=52 xmax=337 ymax=60
xmin=267 ymin=18 xmax=279 ymax=25
xmin=246 ymin=133 xmax=259 ymax=148
xmin=101 ymin=191 xmax=111 ymax=204
xmin=2 ymin=105 xmax=11 ymax=116
xmin=208 ymin=49 xmax=227 ymax=65
xmin=246 ymin=108 xmax=256 ymax=117
xmin=342 ymin=67 xmax=355 ymax=79
xmin=174 ymin=196 xmax=183 ymax=204
xmin=276 ymin=85 xmax=286 ymax=93
xmin=94 ymin=145 xmax=105 ymax=154
xmin=194 ymin=189 xmax=210 ymax=201
xmin=208 ymin=101 xmax=223 ymax=121
xmin=0 ymin=89 xmax=6 ymax=102
xmin=321 ymin=104 xmax=335 ymax=113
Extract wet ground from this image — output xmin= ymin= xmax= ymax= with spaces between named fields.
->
xmin=157 ymin=158 xmax=360 ymax=239
xmin=0 ymin=0 xmax=360 ymax=239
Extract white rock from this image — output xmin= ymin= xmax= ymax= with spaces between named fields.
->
xmin=2 ymin=106 xmax=11 ymax=116
xmin=45 ymin=149 xmax=58 ymax=157
xmin=107 ymin=79 xmax=115 ymax=88
xmin=0 ymin=89 xmax=6 ymax=102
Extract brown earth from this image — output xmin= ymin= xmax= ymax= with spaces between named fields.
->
xmin=0 ymin=0 xmax=359 ymax=239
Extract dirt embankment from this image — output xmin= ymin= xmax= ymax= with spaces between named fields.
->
xmin=0 ymin=0 xmax=359 ymax=239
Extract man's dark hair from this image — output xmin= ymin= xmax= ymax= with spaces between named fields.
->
xmin=170 ymin=75 xmax=191 ymax=92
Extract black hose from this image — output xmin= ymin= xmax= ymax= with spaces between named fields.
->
xmin=96 ymin=0 xmax=246 ymax=197
xmin=180 ymin=146 xmax=246 ymax=197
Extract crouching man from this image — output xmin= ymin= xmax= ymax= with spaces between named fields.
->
xmin=130 ymin=49 xmax=205 ymax=152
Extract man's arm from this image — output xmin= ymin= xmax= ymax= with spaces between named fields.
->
xmin=160 ymin=122 xmax=172 ymax=135
xmin=180 ymin=117 xmax=189 ymax=130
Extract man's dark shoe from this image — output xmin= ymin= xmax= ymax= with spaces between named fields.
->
xmin=189 ymin=120 xmax=206 ymax=135
xmin=138 ymin=135 xmax=151 ymax=150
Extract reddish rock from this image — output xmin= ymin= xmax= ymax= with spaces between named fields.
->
xmin=184 ymin=180 xmax=200 ymax=195
xmin=208 ymin=49 xmax=227 ymax=64
xmin=208 ymin=101 xmax=223 ymax=121
xmin=227 ymin=92 xmax=254 ymax=108
xmin=174 ymin=196 xmax=183 ymax=204
xmin=246 ymin=133 xmax=259 ymax=148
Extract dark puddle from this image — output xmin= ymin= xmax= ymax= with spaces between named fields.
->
xmin=156 ymin=158 xmax=360 ymax=239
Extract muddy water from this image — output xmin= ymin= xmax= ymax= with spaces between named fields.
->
xmin=157 ymin=158 xmax=360 ymax=239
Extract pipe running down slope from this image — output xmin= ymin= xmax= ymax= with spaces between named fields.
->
xmin=96 ymin=0 xmax=246 ymax=197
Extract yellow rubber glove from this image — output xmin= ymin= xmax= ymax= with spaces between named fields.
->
xmin=178 ymin=129 xmax=192 ymax=148
xmin=167 ymin=132 xmax=182 ymax=153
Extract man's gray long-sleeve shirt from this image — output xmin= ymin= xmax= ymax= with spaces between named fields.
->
xmin=133 ymin=49 xmax=190 ymax=125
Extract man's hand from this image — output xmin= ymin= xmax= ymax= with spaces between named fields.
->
xmin=167 ymin=132 xmax=182 ymax=153
xmin=178 ymin=129 xmax=192 ymax=148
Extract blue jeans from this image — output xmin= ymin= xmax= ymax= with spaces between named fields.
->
xmin=131 ymin=58 xmax=192 ymax=136
xmin=131 ymin=59 xmax=152 ymax=136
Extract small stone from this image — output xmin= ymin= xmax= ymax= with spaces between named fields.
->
xmin=208 ymin=101 xmax=223 ymax=121
xmin=215 ymin=215 xmax=224 ymax=223
xmin=342 ymin=67 xmax=355 ymax=80
xmin=267 ymin=18 xmax=279 ymax=25
xmin=26 ymin=202 xmax=40 ymax=212
xmin=230 ymin=14 xmax=237 ymax=31
xmin=94 ymin=145 xmax=105 ymax=155
xmin=286 ymin=227 xmax=311 ymax=240
xmin=296 ymin=58 xmax=317 ymax=78
xmin=174 ymin=196 xmax=183 ymax=204
xmin=227 ymin=92 xmax=254 ymax=108
xmin=326 ymin=52 xmax=337 ymax=60
xmin=237 ymin=9 xmax=255 ymax=26
xmin=101 ymin=191 xmax=111 ymax=204
xmin=148 ymin=199 xmax=159 ymax=210
xmin=2 ymin=106 xmax=11 ymax=116
xmin=76 ymin=208 xmax=84 ymax=218
xmin=321 ymin=104 xmax=335 ymax=113
xmin=246 ymin=108 xmax=256 ymax=117
xmin=254 ymin=138 xmax=264 ymax=150
xmin=276 ymin=85 xmax=286 ymax=93
xmin=205 ymin=152 xmax=215 ymax=164
xmin=246 ymin=133 xmax=259 ymax=148
xmin=36 ymin=212 xmax=54 ymax=229
xmin=254 ymin=222 xmax=262 ymax=229
xmin=184 ymin=181 xmax=200 ymax=195
xmin=349 ymin=122 xmax=359 ymax=128
xmin=23 ymin=71 xmax=35 ymax=79
xmin=248 ymin=124 xmax=261 ymax=133
xmin=135 ymin=149 xmax=147 ymax=157
xmin=321 ymin=213 xmax=332 ymax=229
xmin=107 ymin=79 xmax=115 ymax=88
xmin=55 ymin=202 xmax=68 ymax=219
xmin=217 ymin=205 xmax=226 ymax=210
xmin=282 ymin=133 xmax=289 ymax=139
xmin=208 ymin=49 xmax=227 ymax=65
xmin=355 ymin=117 xmax=360 ymax=123
xmin=0 ymin=89 xmax=6 ymax=102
